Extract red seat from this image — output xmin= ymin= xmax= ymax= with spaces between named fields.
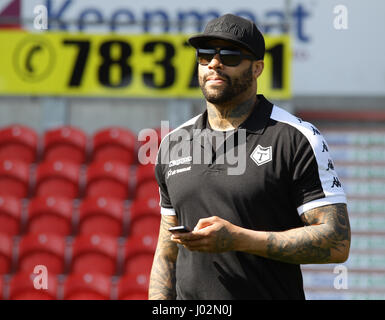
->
xmin=124 ymin=235 xmax=157 ymax=275
xmin=78 ymin=197 xmax=124 ymax=237
xmin=63 ymin=273 xmax=112 ymax=300
xmin=0 ymin=232 xmax=14 ymax=274
xmin=43 ymin=126 xmax=87 ymax=164
xmin=129 ymin=198 xmax=160 ymax=237
xmin=138 ymin=126 xmax=171 ymax=149
xmin=117 ymin=273 xmax=149 ymax=300
xmin=35 ymin=160 xmax=80 ymax=198
xmin=0 ymin=275 xmax=3 ymax=299
xmin=135 ymin=164 xmax=156 ymax=189
xmin=85 ymin=161 xmax=131 ymax=200
xmin=92 ymin=127 xmax=136 ymax=165
xmin=0 ymin=124 xmax=38 ymax=164
xmin=9 ymin=271 xmax=58 ymax=300
xmin=0 ymin=196 xmax=22 ymax=236
xmin=26 ymin=196 xmax=74 ymax=236
xmin=70 ymin=234 xmax=118 ymax=276
xmin=135 ymin=180 xmax=159 ymax=200
xmin=17 ymin=233 xmax=67 ymax=275
xmin=0 ymin=159 xmax=30 ymax=198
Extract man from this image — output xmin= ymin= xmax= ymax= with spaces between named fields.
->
xmin=149 ymin=14 xmax=350 ymax=300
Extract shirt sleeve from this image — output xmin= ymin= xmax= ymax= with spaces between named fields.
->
xmin=154 ymin=147 xmax=176 ymax=216
xmin=290 ymin=123 xmax=347 ymax=215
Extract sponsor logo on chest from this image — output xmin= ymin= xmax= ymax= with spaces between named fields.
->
xmin=167 ymin=156 xmax=192 ymax=179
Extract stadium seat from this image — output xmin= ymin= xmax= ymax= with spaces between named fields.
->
xmin=78 ymin=197 xmax=125 ymax=237
xmin=0 ymin=275 xmax=3 ymax=299
xmin=0 ymin=196 xmax=22 ymax=236
xmin=117 ymin=273 xmax=149 ymax=300
xmin=123 ymin=235 xmax=157 ymax=275
xmin=0 ymin=159 xmax=30 ymax=198
xmin=92 ymin=127 xmax=136 ymax=165
xmin=34 ymin=160 xmax=80 ymax=198
xmin=0 ymin=232 xmax=14 ymax=274
xmin=128 ymin=198 xmax=160 ymax=237
xmin=43 ymin=126 xmax=87 ymax=164
xmin=138 ymin=126 xmax=170 ymax=148
xmin=17 ymin=233 xmax=67 ymax=275
xmin=70 ymin=234 xmax=119 ymax=276
xmin=135 ymin=180 xmax=159 ymax=200
xmin=8 ymin=271 xmax=58 ymax=300
xmin=26 ymin=196 xmax=74 ymax=236
xmin=135 ymin=164 xmax=156 ymax=189
xmin=63 ymin=273 xmax=112 ymax=300
xmin=0 ymin=124 xmax=38 ymax=164
xmin=85 ymin=161 xmax=131 ymax=200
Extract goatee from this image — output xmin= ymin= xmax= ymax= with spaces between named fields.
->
xmin=199 ymin=63 xmax=253 ymax=104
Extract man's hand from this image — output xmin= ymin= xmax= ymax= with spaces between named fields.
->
xmin=171 ymin=216 xmax=238 ymax=253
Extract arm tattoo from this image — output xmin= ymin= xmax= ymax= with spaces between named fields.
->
xmin=266 ymin=203 xmax=351 ymax=264
xmin=148 ymin=215 xmax=179 ymax=300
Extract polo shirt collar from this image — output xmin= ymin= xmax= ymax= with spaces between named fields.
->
xmin=191 ymin=94 xmax=273 ymax=137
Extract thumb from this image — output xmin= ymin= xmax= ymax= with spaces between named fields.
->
xmin=194 ymin=217 xmax=216 ymax=231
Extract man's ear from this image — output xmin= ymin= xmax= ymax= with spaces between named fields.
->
xmin=253 ymin=60 xmax=264 ymax=79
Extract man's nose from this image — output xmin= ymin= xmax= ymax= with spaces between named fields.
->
xmin=208 ymin=53 xmax=223 ymax=69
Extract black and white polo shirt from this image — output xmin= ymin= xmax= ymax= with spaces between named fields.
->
xmin=155 ymin=94 xmax=346 ymax=300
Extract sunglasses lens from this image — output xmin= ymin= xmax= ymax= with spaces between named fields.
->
xmin=197 ymin=49 xmax=215 ymax=65
xmin=220 ymin=53 xmax=242 ymax=66
xmin=197 ymin=49 xmax=243 ymax=66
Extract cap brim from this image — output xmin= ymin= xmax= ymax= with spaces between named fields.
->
xmin=188 ymin=34 xmax=256 ymax=57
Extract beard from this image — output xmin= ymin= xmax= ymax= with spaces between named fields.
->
xmin=199 ymin=63 xmax=253 ymax=104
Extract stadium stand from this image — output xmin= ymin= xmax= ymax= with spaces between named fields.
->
xmin=70 ymin=233 xmax=119 ymax=276
xmin=92 ymin=127 xmax=137 ymax=165
xmin=298 ymin=121 xmax=385 ymax=299
xmin=0 ymin=125 xmax=165 ymax=300
xmin=117 ymin=273 xmax=149 ymax=300
xmin=85 ymin=161 xmax=131 ymax=200
xmin=62 ymin=272 xmax=112 ymax=300
xmin=0 ymin=196 xmax=22 ymax=236
xmin=128 ymin=197 xmax=160 ymax=237
xmin=0 ymin=159 xmax=30 ymax=198
xmin=26 ymin=196 xmax=74 ymax=236
xmin=135 ymin=164 xmax=156 ymax=189
xmin=135 ymin=180 xmax=159 ymax=200
xmin=123 ymin=234 xmax=157 ymax=275
xmin=0 ymin=275 xmax=3 ymax=300
xmin=34 ymin=160 xmax=81 ymax=198
xmin=78 ymin=196 xmax=125 ymax=237
xmin=17 ymin=233 xmax=67 ymax=275
xmin=8 ymin=271 xmax=59 ymax=300
xmin=0 ymin=124 xmax=38 ymax=164
xmin=0 ymin=233 xmax=13 ymax=275
xmin=42 ymin=126 xmax=88 ymax=164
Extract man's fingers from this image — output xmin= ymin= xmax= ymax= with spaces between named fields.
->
xmin=194 ymin=216 xmax=218 ymax=231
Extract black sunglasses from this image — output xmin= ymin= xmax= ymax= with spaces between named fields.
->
xmin=196 ymin=48 xmax=255 ymax=67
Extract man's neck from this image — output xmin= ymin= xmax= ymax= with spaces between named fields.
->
xmin=207 ymin=95 xmax=257 ymax=131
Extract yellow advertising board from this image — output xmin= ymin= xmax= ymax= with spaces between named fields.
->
xmin=0 ymin=30 xmax=291 ymax=99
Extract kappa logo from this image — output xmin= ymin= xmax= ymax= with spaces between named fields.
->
xmin=250 ymin=145 xmax=272 ymax=166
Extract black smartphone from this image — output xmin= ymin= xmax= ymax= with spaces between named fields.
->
xmin=168 ymin=226 xmax=191 ymax=233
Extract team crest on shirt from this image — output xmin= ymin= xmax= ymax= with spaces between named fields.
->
xmin=250 ymin=145 xmax=272 ymax=166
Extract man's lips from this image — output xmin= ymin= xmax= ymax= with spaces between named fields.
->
xmin=205 ymin=76 xmax=226 ymax=84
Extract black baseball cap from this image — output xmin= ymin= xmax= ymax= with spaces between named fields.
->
xmin=188 ymin=14 xmax=265 ymax=60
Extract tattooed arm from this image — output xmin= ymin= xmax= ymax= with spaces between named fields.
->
xmin=171 ymin=203 xmax=350 ymax=264
xmin=148 ymin=214 xmax=179 ymax=299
